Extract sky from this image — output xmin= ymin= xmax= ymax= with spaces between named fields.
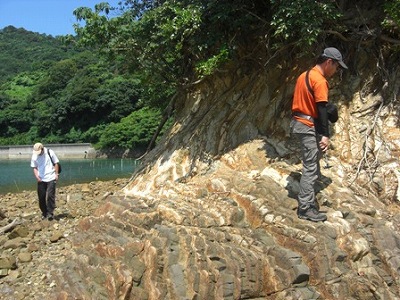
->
xmin=0 ymin=0 xmax=121 ymax=36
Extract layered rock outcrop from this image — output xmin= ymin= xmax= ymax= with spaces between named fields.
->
xmin=1 ymin=48 xmax=400 ymax=299
xmin=48 ymin=137 xmax=399 ymax=300
xmin=51 ymin=45 xmax=400 ymax=299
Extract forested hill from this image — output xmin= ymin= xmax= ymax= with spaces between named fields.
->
xmin=0 ymin=26 xmax=79 ymax=83
xmin=0 ymin=26 xmax=166 ymax=152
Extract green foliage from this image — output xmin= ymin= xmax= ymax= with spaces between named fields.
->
xmin=36 ymin=59 xmax=78 ymax=100
xmin=0 ymin=26 xmax=81 ymax=83
xmin=383 ymin=0 xmax=400 ymax=30
xmin=0 ymin=88 xmax=32 ymax=137
xmin=1 ymin=1 xmax=397 ymax=154
xmin=270 ymin=0 xmax=341 ymax=46
xmin=196 ymin=46 xmax=230 ymax=77
xmin=98 ymin=107 xmax=164 ymax=149
xmin=0 ymin=126 xmax=38 ymax=145
xmin=72 ymin=0 xmax=268 ymax=96
xmin=81 ymin=124 xmax=108 ymax=144
xmin=72 ymin=0 xmax=345 ymax=92
xmin=0 ymin=104 xmax=32 ymax=136
xmin=0 ymin=28 xmax=145 ymax=148
xmin=64 ymin=127 xmax=84 ymax=143
xmin=1 ymin=71 xmax=44 ymax=101
xmin=74 ymin=1 xmax=204 ymax=106
xmin=32 ymin=58 xmax=141 ymax=137
xmin=95 ymin=76 xmax=142 ymax=122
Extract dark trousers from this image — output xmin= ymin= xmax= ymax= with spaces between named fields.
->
xmin=37 ymin=180 xmax=56 ymax=217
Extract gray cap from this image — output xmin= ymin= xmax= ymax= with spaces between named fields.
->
xmin=323 ymin=47 xmax=348 ymax=69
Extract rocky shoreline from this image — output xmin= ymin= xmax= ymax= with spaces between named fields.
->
xmin=1 ymin=139 xmax=400 ymax=299
xmin=0 ymin=178 xmax=129 ymax=299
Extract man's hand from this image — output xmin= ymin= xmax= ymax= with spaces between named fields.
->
xmin=33 ymin=168 xmax=41 ymax=182
xmin=319 ymin=136 xmax=330 ymax=152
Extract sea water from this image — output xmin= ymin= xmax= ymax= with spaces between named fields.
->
xmin=0 ymin=159 xmax=140 ymax=194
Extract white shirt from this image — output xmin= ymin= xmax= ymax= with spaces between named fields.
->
xmin=31 ymin=147 xmax=59 ymax=182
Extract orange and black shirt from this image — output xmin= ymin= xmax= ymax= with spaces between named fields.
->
xmin=292 ymin=66 xmax=329 ymax=127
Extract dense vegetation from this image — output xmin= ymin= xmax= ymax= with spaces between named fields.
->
xmin=1 ymin=0 xmax=399 ymax=152
xmin=0 ymin=26 xmax=166 ymax=151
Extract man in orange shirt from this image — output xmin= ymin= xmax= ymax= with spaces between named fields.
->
xmin=291 ymin=47 xmax=347 ymax=222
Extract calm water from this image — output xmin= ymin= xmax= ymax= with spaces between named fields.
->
xmin=0 ymin=159 xmax=140 ymax=194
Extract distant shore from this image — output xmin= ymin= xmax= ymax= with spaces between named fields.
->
xmin=0 ymin=144 xmax=146 ymax=160
xmin=0 ymin=143 xmax=96 ymax=160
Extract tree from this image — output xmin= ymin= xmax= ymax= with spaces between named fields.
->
xmin=36 ymin=59 xmax=78 ymax=100
xmin=270 ymin=0 xmax=341 ymax=46
xmin=98 ymin=107 xmax=164 ymax=149
xmin=72 ymin=1 xmax=343 ymax=105
xmin=0 ymin=26 xmax=81 ymax=83
xmin=95 ymin=76 xmax=142 ymax=122
xmin=0 ymin=101 xmax=32 ymax=136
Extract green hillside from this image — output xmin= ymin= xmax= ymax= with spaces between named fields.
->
xmin=0 ymin=26 xmax=166 ymax=151
xmin=0 ymin=26 xmax=80 ymax=83
xmin=1 ymin=0 xmax=399 ymax=154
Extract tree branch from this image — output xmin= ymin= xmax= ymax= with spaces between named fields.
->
xmin=380 ymin=34 xmax=400 ymax=45
xmin=0 ymin=218 xmax=23 ymax=234
xmin=325 ymin=29 xmax=350 ymax=42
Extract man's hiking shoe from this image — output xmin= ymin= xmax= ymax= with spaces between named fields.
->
xmin=41 ymin=214 xmax=54 ymax=221
xmin=298 ymin=208 xmax=327 ymax=222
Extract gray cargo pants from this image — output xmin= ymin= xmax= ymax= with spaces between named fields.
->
xmin=290 ymin=119 xmax=321 ymax=210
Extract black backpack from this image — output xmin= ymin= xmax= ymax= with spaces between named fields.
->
xmin=47 ymin=149 xmax=62 ymax=174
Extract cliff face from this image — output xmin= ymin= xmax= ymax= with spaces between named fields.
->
xmin=49 ymin=47 xmax=400 ymax=299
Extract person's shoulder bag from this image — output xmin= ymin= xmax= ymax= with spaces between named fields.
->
xmin=47 ymin=149 xmax=62 ymax=174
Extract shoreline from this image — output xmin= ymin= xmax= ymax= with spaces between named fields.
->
xmin=0 ymin=143 xmax=95 ymax=160
xmin=0 ymin=144 xmax=147 ymax=160
xmin=0 ymin=177 xmax=131 ymax=197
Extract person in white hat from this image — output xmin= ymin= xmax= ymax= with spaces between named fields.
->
xmin=30 ymin=142 xmax=60 ymax=220
xmin=290 ymin=47 xmax=347 ymax=222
